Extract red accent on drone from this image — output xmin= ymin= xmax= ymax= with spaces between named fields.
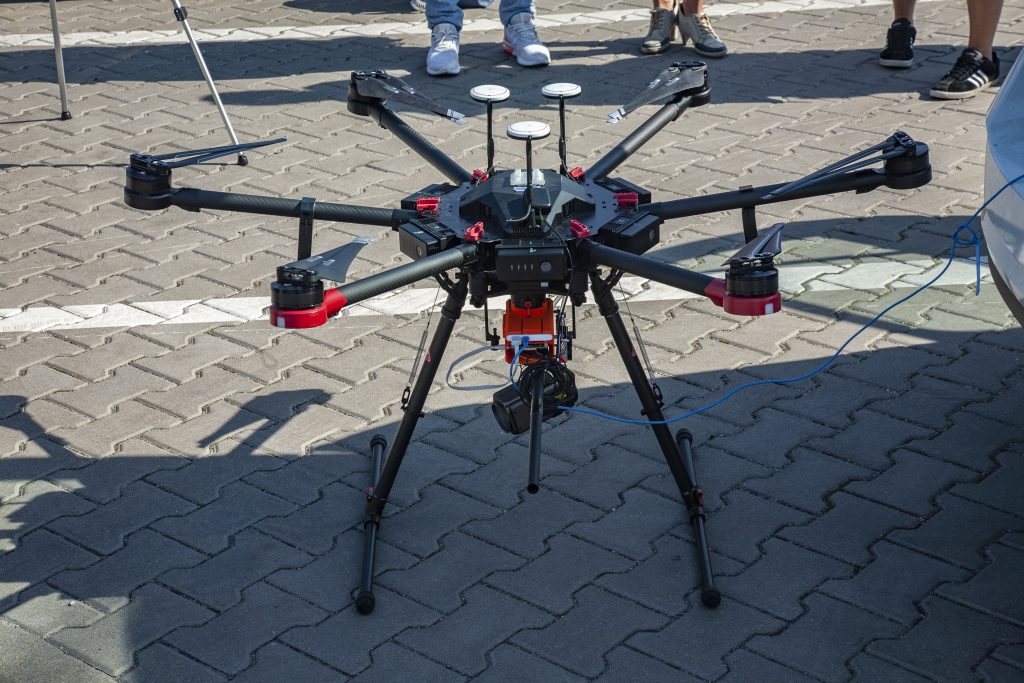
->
xmin=415 ymin=196 xmax=441 ymax=212
xmin=569 ymin=219 xmax=590 ymax=238
xmin=502 ymin=299 xmax=555 ymax=364
xmin=568 ymin=166 xmax=585 ymax=181
xmin=267 ymin=289 xmax=347 ymax=329
xmin=464 ymin=222 xmax=485 ymax=241
xmin=471 ymin=169 xmax=489 ymax=183
xmin=615 ymin=192 xmax=639 ymax=208
xmin=703 ymin=279 xmax=782 ymax=317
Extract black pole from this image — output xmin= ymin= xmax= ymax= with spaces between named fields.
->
xmin=558 ymin=98 xmax=567 ymax=175
xmin=643 ymin=169 xmax=889 ymax=219
xmin=526 ymin=374 xmax=544 ymax=494
xmin=168 ymin=188 xmax=418 ymax=226
xmin=370 ymin=104 xmax=473 ymax=185
xmin=525 ymin=138 xmax=535 ymax=229
xmin=676 ymin=429 xmax=717 ymax=607
xmin=590 ymin=273 xmax=719 ymax=607
xmin=486 ymin=101 xmax=495 ymax=173
xmin=356 ymin=276 xmax=469 ymax=614
xmin=587 ymin=96 xmax=692 ymax=180
xmin=584 ymin=241 xmax=714 ymax=298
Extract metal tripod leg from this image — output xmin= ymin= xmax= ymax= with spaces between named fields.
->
xmin=590 ymin=273 xmax=720 ymax=608
xmin=170 ymin=0 xmax=247 ymax=165
xmin=49 ymin=0 xmax=71 ymax=120
xmin=355 ymin=276 xmax=468 ymax=615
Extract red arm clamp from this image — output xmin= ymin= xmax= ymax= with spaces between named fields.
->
xmin=703 ymin=279 xmax=781 ymax=316
xmin=269 ymin=289 xmax=347 ymax=329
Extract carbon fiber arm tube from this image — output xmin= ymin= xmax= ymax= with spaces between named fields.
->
xmin=643 ymin=168 xmax=889 ymax=219
xmin=370 ymin=105 xmax=473 ymax=185
xmin=587 ymin=96 xmax=693 ymax=180
xmin=168 ymin=188 xmax=418 ymax=226
xmin=584 ymin=241 xmax=714 ymax=297
xmin=333 ymin=244 xmax=478 ymax=309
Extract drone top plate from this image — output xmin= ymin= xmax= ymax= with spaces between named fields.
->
xmin=470 ymin=84 xmax=511 ymax=103
xmin=541 ymin=83 xmax=582 ymax=99
xmin=507 ymin=121 xmax=551 ymax=140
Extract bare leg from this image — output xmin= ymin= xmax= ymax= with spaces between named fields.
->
xmin=893 ymin=0 xmax=916 ymax=23
xmin=966 ymin=0 xmax=1003 ymax=60
xmin=681 ymin=0 xmax=702 ymax=15
xmin=653 ymin=0 xmax=672 ymax=9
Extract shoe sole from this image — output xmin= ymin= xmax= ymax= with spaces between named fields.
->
xmin=929 ymin=82 xmax=992 ymax=99
xmin=426 ymin=64 xmax=461 ymax=76
xmin=879 ymin=57 xmax=913 ymax=68
xmin=693 ymin=45 xmax=727 ymax=58
xmin=640 ymin=41 xmax=672 ymax=55
xmin=502 ymin=42 xmax=550 ymax=67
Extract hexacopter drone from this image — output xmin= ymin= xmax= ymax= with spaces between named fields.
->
xmin=123 ymin=62 xmax=931 ymax=614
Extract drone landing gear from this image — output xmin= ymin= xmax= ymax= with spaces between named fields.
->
xmin=354 ymin=272 xmax=720 ymax=614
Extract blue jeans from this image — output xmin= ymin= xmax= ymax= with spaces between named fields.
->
xmin=427 ymin=0 xmax=535 ymax=31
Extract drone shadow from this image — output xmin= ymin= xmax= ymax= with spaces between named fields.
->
xmin=1 ymin=305 xmax=1022 ymax=676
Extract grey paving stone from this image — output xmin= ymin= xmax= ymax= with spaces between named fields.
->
xmin=848 ymin=654 xmax=933 ymax=683
xmin=595 ymin=533 xmax=743 ymax=617
xmin=0 ymin=479 xmax=96 ymax=551
xmin=0 ymin=529 xmax=98 ymax=608
xmin=718 ymin=538 xmax=852 ymax=620
xmin=349 ymin=642 xmax=460 ymax=682
xmin=868 ymin=596 xmax=1024 ymax=682
xmin=819 ymin=540 xmax=969 ymax=626
xmin=258 ymin=482 xmax=380 ymax=555
xmin=747 ymin=592 xmax=903 ymax=682
xmin=398 ymin=584 xmax=551 ymax=675
xmin=244 ymin=443 xmax=365 ymax=505
xmin=0 ymin=439 xmax=84 ymax=503
xmin=741 ymin=447 xmax=872 ymax=514
xmin=153 ymin=481 xmax=295 ymax=554
xmin=3 ymin=583 xmax=104 ymax=637
xmin=562 ymin=488 xmax=686 ymax=561
xmin=644 ymin=444 xmax=773 ymax=515
xmin=161 ymin=528 xmax=310 ymax=611
xmin=281 ymin=587 xmax=440 ymax=675
xmin=870 ymin=374 xmax=987 ymax=430
xmin=343 ymin=439 xmax=478 ymax=509
xmin=704 ymin=488 xmax=812 ymax=564
xmin=121 ymin=643 xmax=228 ymax=683
xmin=903 ymin=413 xmax=1017 ymax=472
xmin=937 ymin=542 xmax=1024 ymax=627
xmin=888 ymin=493 xmax=1024 ymax=570
xmin=47 ymin=440 xmax=187 ymax=505
xmin=510 ymin=585 xmax=663 ymax=677
xmin=0 ymin=620 xmax=115 ymax=683
xmin=474 ymin=644 xmax=583 ymax=683
xmin=709 ymin=407 xmax=832 ymax=467
xmin=952 ymin=451 xmax=1024 ymax=518
xmin=779 ymin=491 xmax=917 ymax=566
xmin=146 ymin=448 xmax=286 ymax=505
xmin=442 ymin=441 xmax=575 ymax=509
xmin=50 ymin=528 xmax=204 ymax=612
xmin=845 ymin=448 xmax=976 ymax=516
xmin=50 ymin=583 xmax=214 ymax=676
xmin=721 ymin=649 xmax=820 ymax=683
xmin=595 ymin=646 xmax=702 ymax=683
xmin=165 ymin=582 xmax=326 ymax=676
xmin=807 ymin=409 xmax=935 ymax=470
xmin=233 ymin=641 xmax=345 ymax=683
xmin=267 ymin=528 xmax=417 ymax=612
xmin=976 ymin=658 xmax=1024 ymax=683
xmin=486 ymin=533 xmax=631 ymax=615
xmin=627 ymin=588 xmax=784 ymax=680
xmin=379 ymin=531 xmax=521 ymax=613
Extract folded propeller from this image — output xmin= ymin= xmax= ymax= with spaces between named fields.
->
xmin=129 ymin=137 xmax=286 ymax=173
xmin=278 ymin=236 xmax=375 ymax=284
xmin=607 ymin=61 xmax=708 ymax=124
xmin=351 ymin=70 xmax=466 ymax=124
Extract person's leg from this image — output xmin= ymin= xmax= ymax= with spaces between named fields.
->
xmin=426 ymin=0 xmax=463 ymax=30
xmin=966 ymin=0 xmax=1003 ymax=60
xmin=500 ymin=0 xmax=550 ymax=66
xmin=930 ymin=0 xmax=1002 ymax=98
xmin=678 ymin=0 xmax=726 ymax=57
xmin=642 ymin=0 xmax=677 ymax=54
xmin=426 ymin=0 xmax=463 ymax=76
xmin=880 ymin=0 xmax=917 ymax=67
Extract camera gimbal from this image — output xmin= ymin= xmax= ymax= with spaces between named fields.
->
xmin=124 ymin=62 xmax=931 ymax=615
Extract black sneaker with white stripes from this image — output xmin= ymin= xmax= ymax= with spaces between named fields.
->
xmin=929 ymin=48 xmax=1000 ymax=99
xmin=879 ymin=18 xmax=915 ymax=68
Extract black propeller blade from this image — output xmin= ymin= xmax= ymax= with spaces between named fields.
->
xmin=132 ymin=137 xmax=286 ymax=170
xmin=724 ymin=223 xmax=785 ymax=265
xmin=607 ymin=61 xmax=707 ymax=124
xmin=761 ymin=131 xmax=917 ymax=200
xmin=289 ymin=237 xmax=375 ymax=283
xmin=351 ymin=70 xmax=465 ymax=124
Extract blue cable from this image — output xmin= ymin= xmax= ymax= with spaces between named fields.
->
xmin=558 ymin=172 xmax=1024 ymax=426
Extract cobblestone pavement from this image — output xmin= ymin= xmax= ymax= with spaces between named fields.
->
xmin=2 ymin=0 xmax=1023 ymax=680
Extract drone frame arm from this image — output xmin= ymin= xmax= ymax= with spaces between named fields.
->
xmin=168 ymin=188 xmax=419 ymax=226
xmin=587 ymin=93 xmax=700 ymax=180
xmin=367 ymin=102 xmax=473 ymax=185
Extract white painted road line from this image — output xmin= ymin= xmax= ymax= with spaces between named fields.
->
xmin=0 ymin=261 xmax=988 ymax=333
xmin=1 ymin=0 xmax=942 ymax=48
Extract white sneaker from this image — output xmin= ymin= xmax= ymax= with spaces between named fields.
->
xmin=503 ymin=13 xmax=551 ymax=67
xmin=410 ymin=0 xmax=425 ymax=11
xmin=427 ymin=23 xmax=461 ymax=76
